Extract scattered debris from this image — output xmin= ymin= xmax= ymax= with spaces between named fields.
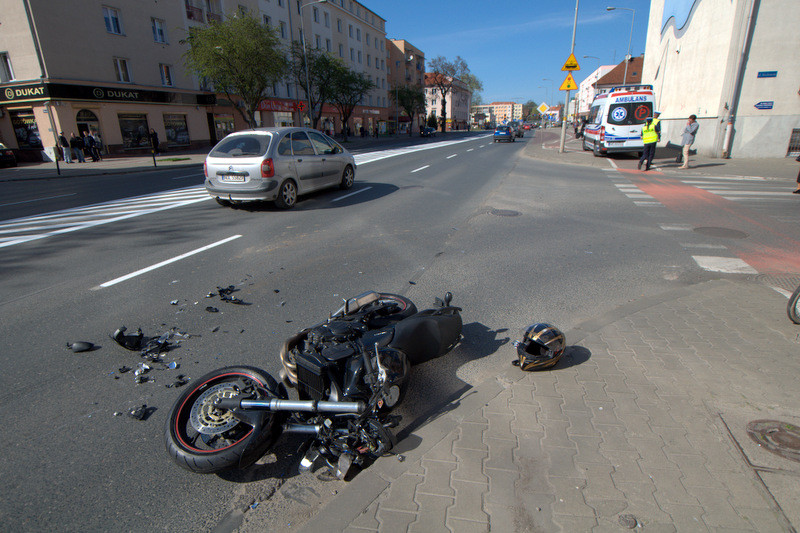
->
xmin=128 ymin=404 xmax=156 ymax=421
xmin=170 ymin=300 xmax=179 ymax=305
xmin=66 ymin=341 xmax=94 ymax=353
xmin=134 ymin=363 xmax=151 ymax=376
xmin=618 ymin=514 xmax=638 ymax=529
xmin=211 ymin=326 xmax=220 ymax=333
xmin=206 ymin=306 xmax=219 ymax=313
xmin=249 ymin=501 xmax=259 ymax=510
xmin=118 ymin=365 xmax=132 ymax=373
xmin=409 ymin=281 xmax=416 ymax=285
xmin=274 ymin=289 xmax=280 ymax=293
xmin=112 ymin=327 xmax=144 ymax=351
xmin=167 ymin=361 xmax=179 ymax=370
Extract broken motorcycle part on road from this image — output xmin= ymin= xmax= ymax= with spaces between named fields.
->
xmin=66 ymin=341 xmax=95 ymax=353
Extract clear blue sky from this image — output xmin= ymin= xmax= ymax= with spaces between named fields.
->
xmin=368 ymin=0 xmax=651 ymax=107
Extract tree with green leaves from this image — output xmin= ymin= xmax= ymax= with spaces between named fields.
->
xmin=461 ymin=72 xmax=484 ymax=107
xmin=288 ymin=43 xmax=341 ymax=130
xmin=328 ymin=63 xmax=374 ymax=142
xmin=426 ymin=55 xmax=471 ymax=133
xmin=182 ymin=13 xmax=287 ymax=128
xmin=390 ymin=85 xmax=425 ymax=136
xmin=522 ymin=100 xmax=540 ymax=122
xmin=426 ymin=113 xmax=438 ymax=129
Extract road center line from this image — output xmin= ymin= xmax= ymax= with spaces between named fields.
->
xmin=446 ymin=154 xmax=458 ymax=159
xmin=95 ymin=235 xmax=242 ymax=289
xmin=607 ymin=159 xmax=618 ymax=169
xmin=466 ymin=148 xmax=474 ymax=152
xmin=332 ymin=186 xmax=372 ymax=202
xmin=0 ymin=193 xmax=77 ymax=207
xmin=411 ymin=165 xmax=430 ymax=173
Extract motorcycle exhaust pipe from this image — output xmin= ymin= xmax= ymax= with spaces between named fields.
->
xmin=215 ymin=397 xmax=365 ymax=413
xmin=283 ymin=423 xmax=322 ymax=435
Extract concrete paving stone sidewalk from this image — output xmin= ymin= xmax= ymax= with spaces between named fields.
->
xmin=299 ymin=279 xmax=800 ymax=532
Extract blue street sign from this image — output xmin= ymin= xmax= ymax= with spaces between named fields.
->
xmin=754 ymin=101 xmax=774 ymax=110
xmin=757 ymin=71 xmax=777 ymax=78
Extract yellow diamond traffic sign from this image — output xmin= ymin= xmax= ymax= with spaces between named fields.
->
xmin=559 ymin=73 xmax=578 ymax=91
xmin=561 ymin=53 xmax=580 ymax=71
xmin=537 ymin=103 xmax=549 ymax=114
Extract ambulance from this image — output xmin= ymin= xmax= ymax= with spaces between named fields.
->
xmin=582 ymin=84 xmax=656 ymax=156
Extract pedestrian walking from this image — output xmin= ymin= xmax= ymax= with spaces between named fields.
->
xmin=69 ymin=132 xmax=85 ymax=163
xmin=83 ymin=131 xmax=99 ymax=162
xmin=678 ymin=114 xmax=699 ymax=168
xmin=638 ymin=114 xmax=660 ymax=171
xmin=89 ymin=131 xmax=103 ymax=161
xmin=58 ymin=132 xmax=71 ymax=163
xmin=149 ymin=128 xmax=160 ymax=154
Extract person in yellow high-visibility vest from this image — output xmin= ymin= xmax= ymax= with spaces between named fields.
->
xmin=638 ymin=111 xmax=661 ymax=171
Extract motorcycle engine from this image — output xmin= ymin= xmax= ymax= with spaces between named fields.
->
xmin=306 ymin=320 xmax=368 ymax=350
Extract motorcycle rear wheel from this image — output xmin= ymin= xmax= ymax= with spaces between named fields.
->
xmin=165 ymin=366 xmax=286 ymax=474
xmin=788 ymin=284 xmax=800 ymax=324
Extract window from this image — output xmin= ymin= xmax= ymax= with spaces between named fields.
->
xmin=315 ymin=35 xmax=320 ymax=49
xmin=113 ymin=57 xmax=131 ymax=82
xmin=326 ymin=38 xmax=331 ymax=52
xmin=367 ymin=55 xmax=370 ymax=66
xmin=279 ymin=21 xmax=286 ymax=38
xmin=324 ymin=12 xmax=329 ymax=27
xmin=0 ymin=52 xmax=14 ymax=82
xmin=313 ymin=7 xmax=318 ymax=22
xmin=338 ymin=43 xmax=343 ymax=57
xmin=356 ymin=28 xmax=360 ymax=41
xmin=337 ymin=19 xmax=341 ymax=32
xmin=350 ymin=48 xmax=354 ymax=61
xmin=349 ymin=24 xmax=353 ymax=38
xmin=366 ymin=33 xmax=370 ymax=46
xmin=263 ymin=14 xmax=271 ymax=26
xmin=159 ymin=63 xmax=173 ymax=86
xmin=103 ymin=6 xmax=123 ymax=35
xmin=357 ymin=50 xmax=361 ymax=63
xmin=277 ymin=0 xmax=283 ymax=6
xmin=151 ymin=18 xmax=167 ymax=43
xmin=380 ymin=40 xmax=384 ymax=52
xmin=296 ymin=0 xmax=301 ymax=14
xmin=286 ymin=84 xmax=292 ymax=98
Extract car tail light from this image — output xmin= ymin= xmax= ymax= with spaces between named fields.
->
xmin=261 ymin=158 xmax=274 ymax=178
xmin=599 ymin=126 xmax=605 ymax=143
xmin=203 ymin=161 xmax=208 ymax=178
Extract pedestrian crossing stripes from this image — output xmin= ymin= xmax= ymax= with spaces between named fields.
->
xmin=0 ymin=185 xmax=209 ymax=249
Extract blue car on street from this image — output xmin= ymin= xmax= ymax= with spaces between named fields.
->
xmin=493 ymin=125 xmax=514 ymax=143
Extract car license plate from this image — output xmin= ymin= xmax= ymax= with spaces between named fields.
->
xmin=220 ymin=174 xmax=246 ymax=182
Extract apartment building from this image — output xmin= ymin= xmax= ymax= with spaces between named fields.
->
xmin=424 ymin=73 xmax=471 ymax=131
xmin=470 ymin=102 xmax=522 ymax=127
xmin=0 ymin=0 xmax=389 ymax=159
xmin=386 ymin=39 xmax=425 ymax=134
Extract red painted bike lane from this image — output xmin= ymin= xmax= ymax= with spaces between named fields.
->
xmin=619 ymin=169 xmax=800 ymax=274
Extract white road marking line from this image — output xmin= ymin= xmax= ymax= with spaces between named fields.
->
xmin=331 ymin=186 xmax=372 ymax=202
xmin=691 ymin=255 xmax=758 ymax=274
xmin=625 ymin=193 xmax=653 ymax=198
xmin=680 ymin=243 xmax=728 ymax=249
xmin=607 ymin=159 xmax=618 ymax=169
xmin=411 ymin=165 xmax=430 ymax=173
xmin=721 ymin=196 xmax=799 ymax=201
xmin=614 ymin=183 xmax=637 ymax=188
xmin=479 ymin=145 xmax=486 ymax=148
xmin=466 ymin=148 xmax=474 ymax=152
xmin=660 ymin=224 xmax=693 ymax=231
xmin=446 ymin=154 xmax=458 ymax=159
xmin=770 ymin=286 xmax=792 ymax=298
xmin=96 ymin=235 xmax=242 ymax=289
xmin=684 ymin=176 xmax=767 ymax=181
xmin=633 ymin=201 xmax=661 ymax=206
xmin=706 ymin=191 xmax=790 ymax=196
xmin=0 ymin=193 xmax=77 ymax=208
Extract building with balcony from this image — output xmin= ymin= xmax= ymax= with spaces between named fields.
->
xmin=0 ymin=0 xmax=391 ymax=160
xmin=386 ymin=39 xmax=425 ymax=134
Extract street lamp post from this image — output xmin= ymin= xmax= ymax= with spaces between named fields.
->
xmin=542 ymin=78 xmax=553 ymax=125
xmin=300 ymin=0 xmax=327 ymax=128
xmin=606 ymin=6 xmax=634 ymax=86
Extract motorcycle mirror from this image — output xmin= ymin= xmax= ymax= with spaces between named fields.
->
xmin=444 ymin=292 xmax=453 ymax=306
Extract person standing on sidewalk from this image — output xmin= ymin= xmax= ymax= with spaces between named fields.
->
xmin=638 ymin=115 xmax=660 ymax=171
xmin=149 ymin=128 xmax=160 ymax=154
xmin=83 ymin=131 xmax=99 ymax=162
xmin=59 ymin=132 xmax=71 ymax=163
xmin=678 ymin=115 xmax=699 ymax=168
xmin=69 ymin=132 xmax=85 ymax=163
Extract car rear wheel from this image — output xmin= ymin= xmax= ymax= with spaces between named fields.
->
xmin=592 ymin=141 xmax=601 ymax=157
xmin=274 ymin=180 xmax=297 ymax=209
xmin=339 ymin=165 xmax=354 ymax=190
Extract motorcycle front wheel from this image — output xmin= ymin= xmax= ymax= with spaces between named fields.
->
xmin=788 ymin=284 xmax=800 ymax=324
xmin=165 ymin=366 xmax=286 ymax=474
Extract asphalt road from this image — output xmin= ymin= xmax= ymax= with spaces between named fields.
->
xmin=1 ymin=130 xmax=797 ymax=531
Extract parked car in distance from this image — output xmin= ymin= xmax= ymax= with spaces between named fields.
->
xmin=523 ymin=124 xmax=531 ymax=130
xmin=421 ymin=127 xmax=437 ymax=137
xmin=493 ymin=125 xmax=514 ymax=143
xmin=0 ymin=142 xmax=17 ymax=168
xmin=204 ymin=127 xmax=356 ymax=209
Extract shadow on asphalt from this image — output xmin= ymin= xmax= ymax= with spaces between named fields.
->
xmin=217 ymin=182 xmax=399 ymax=212
xmin=556 ymin=345 xmax=592 ymax=370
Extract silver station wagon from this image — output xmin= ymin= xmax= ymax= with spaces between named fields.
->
xmin=204 ymin=127 xmax=356 ymax=209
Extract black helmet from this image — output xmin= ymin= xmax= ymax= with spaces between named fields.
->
xmin=514 ymin=323 xmax=565 ymax=370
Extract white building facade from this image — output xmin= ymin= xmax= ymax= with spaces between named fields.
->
xmin=642 ymin=0 xmax=800 ymax=158
xmin=576 ymin=65 xmax=614 ymax=116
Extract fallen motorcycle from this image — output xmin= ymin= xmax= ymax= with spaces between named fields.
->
xmin=165 ymin=291 xmax=462 ymax=479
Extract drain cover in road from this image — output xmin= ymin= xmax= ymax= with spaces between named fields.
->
xmin=746 ymin=420 xmax=800 ymax=463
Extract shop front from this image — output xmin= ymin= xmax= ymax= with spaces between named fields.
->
xmin=0 ymin=81 xmax=215 ymax=160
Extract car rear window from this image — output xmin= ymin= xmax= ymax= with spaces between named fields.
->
xmin=496 ymin=126 xmax=510 ymax=132
xmin=210 ymin=134 xmax=271 ymax=157
xmin=606 ymin=102 xmax=653 ymax=125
